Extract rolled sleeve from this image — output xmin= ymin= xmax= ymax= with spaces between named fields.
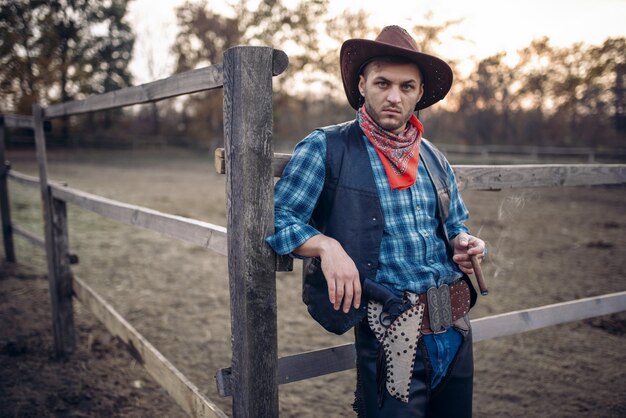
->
xmin=265 ymin=130 xmax=327 ymax=255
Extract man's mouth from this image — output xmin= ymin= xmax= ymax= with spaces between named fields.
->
xmin=382 ymin=108 xmax=401 ymax=114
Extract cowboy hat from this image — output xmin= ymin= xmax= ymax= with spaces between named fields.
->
xmin=340 ymin=25 xmax=453 ymax=111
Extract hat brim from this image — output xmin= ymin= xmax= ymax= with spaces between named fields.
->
xmin=340 ymin=39 xmax=453 ymax=111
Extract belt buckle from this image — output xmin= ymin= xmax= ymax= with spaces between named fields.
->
xmin=427 ymin=284 xmax=452 ymax=334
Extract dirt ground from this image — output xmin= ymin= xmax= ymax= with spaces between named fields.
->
xmin=1 ymin=148 xmax=625 ymax=417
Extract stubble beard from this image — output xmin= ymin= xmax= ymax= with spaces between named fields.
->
xmin=364 ymin=100 xmax=411 ymax=134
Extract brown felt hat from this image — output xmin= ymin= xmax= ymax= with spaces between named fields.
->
xmin=340 ymin=25 xmax=453 ymax=111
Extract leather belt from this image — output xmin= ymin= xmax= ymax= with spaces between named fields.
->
xmin=416 ymin=279 xmax=471 ymax=335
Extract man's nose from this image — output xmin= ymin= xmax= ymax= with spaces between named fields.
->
xmin=387 ymin=86 xmax=401 ymax=104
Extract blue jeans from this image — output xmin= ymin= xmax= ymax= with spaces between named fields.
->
xmin=422 ymin=329 xmax=463 ymax=388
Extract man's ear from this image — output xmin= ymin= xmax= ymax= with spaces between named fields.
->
xmin=358 ymin=75 xmax=366 ymax=96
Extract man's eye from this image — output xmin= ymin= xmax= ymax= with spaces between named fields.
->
xmin=377 ymin=81 xmax=388 ymax=88
xmin=403 ymin=84 xmax=415 ymax=91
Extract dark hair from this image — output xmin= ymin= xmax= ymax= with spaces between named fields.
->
xmin=359 ymin=56 xmax=422 ymax=78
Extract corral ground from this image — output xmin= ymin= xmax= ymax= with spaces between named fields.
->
xmin=1 ymin=148 xmax=625 ymax=417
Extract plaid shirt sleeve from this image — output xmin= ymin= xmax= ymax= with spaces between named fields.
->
xmin=444 ymin=162 xmax=470 ymax=240
xmin=265 ymin=130 xmax=326 ymax=255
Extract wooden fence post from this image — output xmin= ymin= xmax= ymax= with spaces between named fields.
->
xmin=223 ymin=46 xmax=279 ymax=417
xmin=0 ymin=116 xmax=16 ymax=262
xmin=33 ymin=105 xmax=75 ymax=357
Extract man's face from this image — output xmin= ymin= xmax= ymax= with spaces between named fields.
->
xmin=358 ymin=61 xmax=424 ymax=134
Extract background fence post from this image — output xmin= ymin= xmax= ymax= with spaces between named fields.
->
xmin=0 ymin=116 xmax=16 ymax=262
xmin=33 ymin=104 xmax=75 ymax=357
xmin=223 ymin=46 xmax=279 ymax=417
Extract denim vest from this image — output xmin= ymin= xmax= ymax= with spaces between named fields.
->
xmin=301 ymin=120 xmax=474 ymax=335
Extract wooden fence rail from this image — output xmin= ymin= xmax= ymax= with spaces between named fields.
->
xmin=0 ymin=114 xmax=35 ymax=130
xmin=453 ymin=164 xmax=626 ymax=190
xmin=216 ymin=290 xmax=626 ymax=396
xmin=442 ymin=143 xmax=602 ymax=155
xmin=44 ymin=65 xmax=224 ymax=118
xmin=50 ymin=184 xmax=228 ymax=255
xmin=43 ymin=49 xmax=287 ymax=118
xmin=7 ymin=170 xmax=43 ymax=188
xmin=214 ymin=148 xmax=626 ymax=190
xmin=72 ymin=275 xmax=228 ymax=418
xmin=11 ymin=223 xmax=45 ymax=249
xmin=438 ymin=143 xmax=626 ymax=163
xmin=1 ymin=114 xmax=50 ymax=262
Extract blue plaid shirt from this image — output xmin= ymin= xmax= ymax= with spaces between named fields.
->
xmin=267 ymin=127 xmax=472 ymax=388
xmin=266 ymin=129 xmax=470 ymax=295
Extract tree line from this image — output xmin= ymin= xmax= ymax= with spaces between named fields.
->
xmin=1 ymin=0 xmax=624 ymax=151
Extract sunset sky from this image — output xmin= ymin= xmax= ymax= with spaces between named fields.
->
xmin=128 ymin=0 xmax=626 ymax=83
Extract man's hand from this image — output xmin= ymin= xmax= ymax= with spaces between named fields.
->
xmin=451 ymin=233 xmax=486 ymax=275
xmin=295 ymin=235 xmax=361 ymax=313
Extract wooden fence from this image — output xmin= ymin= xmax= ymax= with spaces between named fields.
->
xmin=1 ymin=45 xmax=626 ymax=418
xmin=1 ymin=46 xmax=288 ymax=418
xmin=436 ymin=143 xmax=626 ymax=163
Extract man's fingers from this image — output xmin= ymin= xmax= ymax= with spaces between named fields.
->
xmin=353 ymin=279 xmax=362 ymax=310
xmin=456 ymin=261 xmax=473 ymax=274
xmin=467 ymin=237 xmax=486 ymax=255
xmin=453 ymin=254 xmax=471 ymax=263
xmin=342 ymin=284 xmax=353 ymax=313
xmin=334 ymin=282 xmax=344 ymax=311
xmin=327 ymin=279 xmax=336 ymax=305
xmin=457 ymin=233 xmax=469 ymax=247
xmin=327 ymin=275 xmax=361 ymax=312
xmin=467 ymin=245 xmax=484 ymax=256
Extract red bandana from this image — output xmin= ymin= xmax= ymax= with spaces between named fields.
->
xmin=357 ymin=106 xmax=424 ymax=190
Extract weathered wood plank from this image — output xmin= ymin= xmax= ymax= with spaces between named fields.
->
xmin=33 ymin=104 xmax=75 ymax=357
xmin=268 ymin=152 xmax=292 ymax=177
xmin=42 ymin=49 xmax=288 ymax=119
xmin=7 ymin=170 xmax=41 ymax=188
xmin=50 ymin=197 xmax=75 ymax=342
xmin=272 ymin=49 xmax=289 ymax=77
xmin=49 ymin=184 xmax=228 ymax=255
xmin=471 ymin=291 xmax=626 ymax=341
xmin=439 ymin=143 xmax=599 ymax=156
xmin=0 ymin=129 xmax=16 ymax=261
xmin=275 ymin=254 xmax=293 ymax=272
xmin=11 ymin=223 xmax=77 ymax=263
xmin=214 ymin=148 xmax=226 ymax=175
xmin=454 ymin=164 xmax=626 ymax=190
xmin=216 ymin=343 xmax=356 ymax=397
xmin=278 ymin=342 xmax=356 ymax=383
xmin=72 ymin=275 xmax=228 ymax=418
xmin=214 ymin=148 xmax=290 ymax=177
xmin=1 ymin=114 xmax=34 ymax=129
xmin=216 ymin=290 xmax=626 ymax=394
xmin=206 ymin=145 xmax=292 ymax=270
xmin=213 ymin=149 xmax=626 ymax=190
xmin=12 ymin=223 xmax=45 ymax=249
xmin=223 ymin=46 xmax=279 ymax=417
xmin=44 ymin=65 xmax=224 ymax=118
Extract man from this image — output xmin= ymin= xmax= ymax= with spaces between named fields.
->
xmin=267 ymin=25 xmax=485 ymax=417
